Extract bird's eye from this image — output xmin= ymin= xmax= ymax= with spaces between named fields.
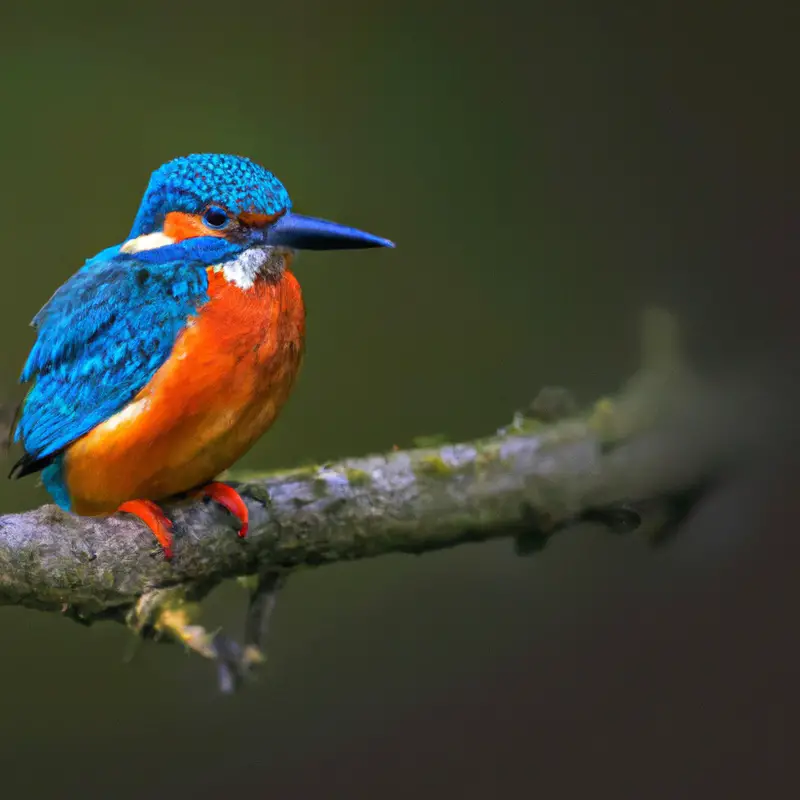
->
xmin=202 ymin=206 xmax=230 ymax=230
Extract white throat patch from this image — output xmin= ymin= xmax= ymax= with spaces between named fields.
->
xmin=212 ymin=246 xmax=289 ymax=290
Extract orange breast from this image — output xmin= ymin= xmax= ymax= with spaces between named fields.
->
xmin=63 ymin=262 xmax=306 ymax=514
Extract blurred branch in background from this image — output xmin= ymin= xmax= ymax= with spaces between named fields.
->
xmin=0 ymin=309 xmax=779 ymax=691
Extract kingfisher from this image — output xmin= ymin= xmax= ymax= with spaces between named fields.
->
xmin=9 ymin=153 xmax=393 ymax=559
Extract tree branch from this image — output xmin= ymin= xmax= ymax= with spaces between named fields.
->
xmin=0 ymin=310 xmax=747 ymax=688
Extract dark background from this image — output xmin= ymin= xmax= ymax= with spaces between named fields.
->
xmin=1 ymin=2 xmax=798 ymax=797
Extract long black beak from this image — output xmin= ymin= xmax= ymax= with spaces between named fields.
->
xmin=265 ymin=212 xmax=395 ymax=250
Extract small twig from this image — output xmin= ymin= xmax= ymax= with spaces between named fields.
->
xmin=244 ymin=572 xmax=285 ymax=651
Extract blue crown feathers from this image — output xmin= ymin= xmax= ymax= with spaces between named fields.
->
xmin=128 ymin=153 xmax=292 ymax=238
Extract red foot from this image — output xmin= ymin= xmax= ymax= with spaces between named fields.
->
xmin=198 ymin=482 xmax=249 ymax=538
xmin=118 ymin=499 xmax=175 ymax=560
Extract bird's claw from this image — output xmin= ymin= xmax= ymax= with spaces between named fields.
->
xmin=196 ymin=481 xmax=249 ymax=538
xmin=117 ymin=482 xmax=249 ymax=561
xmin=118 ymin=498 xmax=175 ymax=559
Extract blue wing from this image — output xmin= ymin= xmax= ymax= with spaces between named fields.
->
xmin=14 ymin=250 xmax=210 ymax=463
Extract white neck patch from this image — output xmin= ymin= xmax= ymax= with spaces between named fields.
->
xmin=212 ymin=246 xmax=289 ymax=290
xmin=120 ymin=232 xmax=176 ymax=253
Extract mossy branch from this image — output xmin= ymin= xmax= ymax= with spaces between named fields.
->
xmin=0 ymin=310 xmax=736 ymax=689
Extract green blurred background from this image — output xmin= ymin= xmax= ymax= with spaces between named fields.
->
xmin=1 ymin=2 xmax=798 ymax=798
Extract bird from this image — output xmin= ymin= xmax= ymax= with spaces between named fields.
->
xmin=8 ymin=153 xmax=394 ymax=559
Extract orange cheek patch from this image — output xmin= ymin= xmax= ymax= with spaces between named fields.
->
xmin=163 ymin=211 xmax=228 ymax=242
xmin=239 ymin=209 xmax=286 ymax=227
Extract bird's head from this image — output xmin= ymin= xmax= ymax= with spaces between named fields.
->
xmin=121 ymin=153 xmax=393 ymax=274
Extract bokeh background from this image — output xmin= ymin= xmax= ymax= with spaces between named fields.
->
xmin=1 ymin=2 xmax=798 ymax=797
